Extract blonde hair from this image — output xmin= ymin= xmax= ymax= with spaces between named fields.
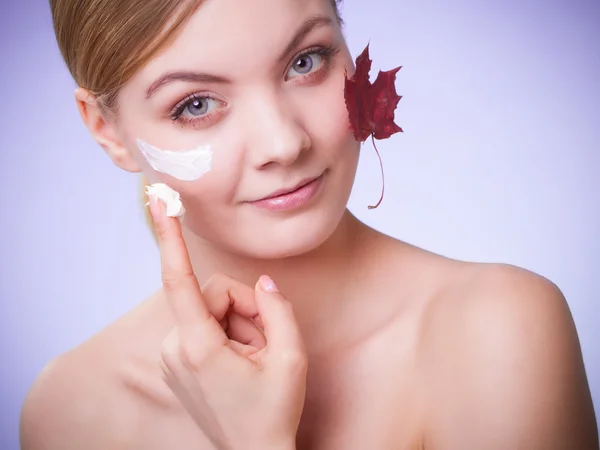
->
xmin=49 ymin=0 xmax=342 ymax=242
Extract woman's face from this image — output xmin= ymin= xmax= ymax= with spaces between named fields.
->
xmin=115 ymin=0 xmax=360 ymax=258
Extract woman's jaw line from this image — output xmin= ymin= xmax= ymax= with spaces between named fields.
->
xmin=180 ymin=208 xmax=366 ymax=287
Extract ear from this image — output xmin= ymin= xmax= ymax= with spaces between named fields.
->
xmin=74 ymin=87 xmax=142 ymax=173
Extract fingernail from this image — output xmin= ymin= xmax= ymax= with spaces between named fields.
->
xmin=259 ymin=275 xmax=279 ymax=293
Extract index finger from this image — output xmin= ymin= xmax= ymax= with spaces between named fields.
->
xmin=149 ymin=195 xmax=224 ymax=341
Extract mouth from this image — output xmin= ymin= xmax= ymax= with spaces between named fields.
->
xmin=248 ymin=172 xmax=325 ymax=212
xmin=258 ymin=175 xmax=322 ymax=201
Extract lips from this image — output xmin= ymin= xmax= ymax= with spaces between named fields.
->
xmin=245 ymin=173 xmax=325 ymax=212
xmin=255 ymin=175 xmax=321 ymax=201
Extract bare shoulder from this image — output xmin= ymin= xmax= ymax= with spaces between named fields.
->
xmin=417 ymin=262 xmax=599 ymax=449
xmin=20 ymin=291 xmax=170 ymax=450
xmin=20 ymin=345 xmax=131 ymax=449
xmin=422 ymin=261 xmax=577 ymax=334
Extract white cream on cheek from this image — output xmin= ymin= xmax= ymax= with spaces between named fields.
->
xmin=136 ymin=138 xmax=214 ymax=182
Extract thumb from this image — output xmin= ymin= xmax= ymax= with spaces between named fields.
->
xmin=254 ymin=275 xmax=306 ymax=368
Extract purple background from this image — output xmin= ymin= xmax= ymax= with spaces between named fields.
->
xmin=1 ymin=0 xmax=598 ymax=447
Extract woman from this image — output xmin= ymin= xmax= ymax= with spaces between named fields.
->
xmin=20 ymin=0 xmax=598 ymax=448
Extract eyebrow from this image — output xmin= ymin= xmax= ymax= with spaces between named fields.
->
xmin=145 ymin=15 xmax=334 ymax=99
xmin=276 ymin=15 xmax=333 ymax=63
xmin=146 ymin=73 xmax=229 ymax=99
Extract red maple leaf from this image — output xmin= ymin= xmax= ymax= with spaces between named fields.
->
xmin=344 ymin=43 xmax=403 ymax=209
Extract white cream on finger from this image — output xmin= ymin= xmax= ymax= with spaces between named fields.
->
xmin=145 ymin=183 xmax=186 ymax=218
xmin=137 ymin=139 xmax=213 ymax=182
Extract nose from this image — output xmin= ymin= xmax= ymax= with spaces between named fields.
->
xmin=245 ymin=92 xmax=311 ymax=168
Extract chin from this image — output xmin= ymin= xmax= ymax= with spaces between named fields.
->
xmin=235 ymin=203 xmax=349 ymax=260
xmin=238 ymin=171 xmax=355 ymax=259
xmin=181 ymin=193 xmax=349 ymax=260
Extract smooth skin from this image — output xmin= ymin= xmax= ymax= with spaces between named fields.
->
xmin=153 ymin=195 xmax=308 ymax=450
xmin=20 ymin=0 xmax=598 ymax=448
xmin=19 ymin=205 xmax=599 ymax=449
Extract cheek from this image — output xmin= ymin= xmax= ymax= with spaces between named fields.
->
xmin=123 ymin=123 xmax=242 ymax=200
xmin=158 ymin=147 xmax=241 ymax=206
xmin=308 ymin=80 xmax=356 ymax=159
xmin=174 ymin=173 xmax=238 ymax=244
xmin=160 ymin=168 xmax=235 ymax=241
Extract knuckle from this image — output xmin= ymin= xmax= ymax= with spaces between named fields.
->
xmin=160 ymin=339 xmax=180 ymax=369
xmin=276 ymin=348 xmax=308 ymax=373
xmin=155 ymin=222 xmax=169 ymax=240
xmin=161 ymin=270 xmax=197 ymax=293
xmin=201 ymin=273 xmax=236 ymax=313
xmin=162 ymin=330 xmax=221 ymax=373
xmin=160 ymin=329 xmax=213 ymax=372
xmin=179 ymin=341 xmax=218 ymax=372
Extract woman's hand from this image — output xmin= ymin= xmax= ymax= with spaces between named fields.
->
xmin=149 ymin=196 xmax=307 ymax=450
xmin=200 ymin=272 xmax=267 ymax=351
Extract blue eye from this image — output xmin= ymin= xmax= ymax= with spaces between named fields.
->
xmin=287 ymin=52 xmax=324 ymax=78
xmin=180 ymin=97 xmax=219 ymax=118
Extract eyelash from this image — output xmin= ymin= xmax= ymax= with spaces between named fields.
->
xmin=169 ymin=93 xmax=222 ymax=124
xmin=285 ymin=44 xmax=339 ymax=81
xmin=169 ymin=45 xmax=340 ymax=126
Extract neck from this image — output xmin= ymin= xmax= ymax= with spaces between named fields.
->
xmin=181 ymin=210 xmax=376 ymax=336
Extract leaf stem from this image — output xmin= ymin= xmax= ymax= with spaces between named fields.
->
xmin=368 ymin=133 xmax=385 ymax=210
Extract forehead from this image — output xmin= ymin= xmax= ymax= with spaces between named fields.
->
xmin=138 ymin=0 xmax=335 ymax=81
